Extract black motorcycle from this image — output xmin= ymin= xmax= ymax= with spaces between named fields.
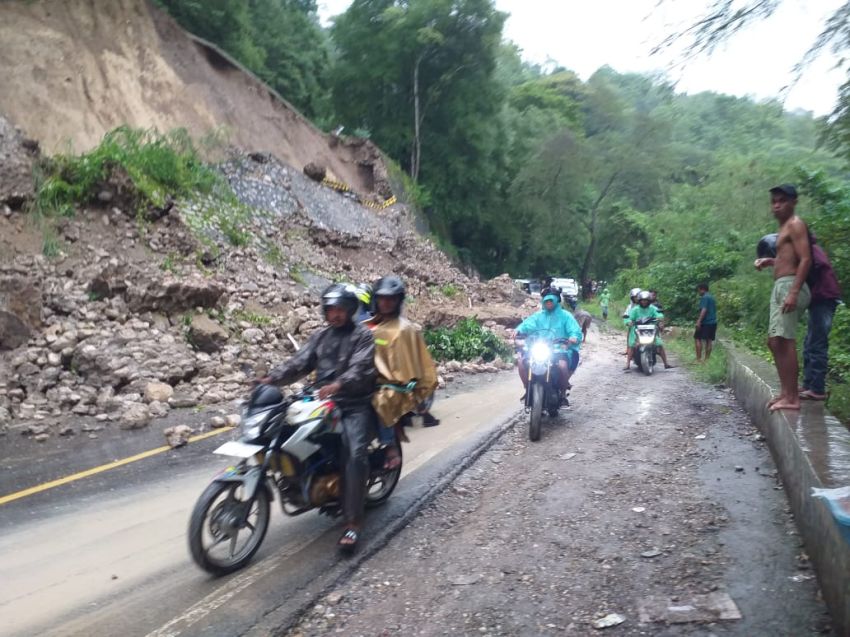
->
xmin=188 ymin=381 xmax=400 ymax=575
xmin=520 ymin=333 xmax=570 ymax=441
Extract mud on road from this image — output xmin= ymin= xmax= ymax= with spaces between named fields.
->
xmin=289 ymin=327 xmax=831 ymax=636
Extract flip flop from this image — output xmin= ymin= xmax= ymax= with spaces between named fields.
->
xmin=799 ymin=390 xmax=828 ymax=401
xmin=338 ymin=528 xmax=358 ymax=553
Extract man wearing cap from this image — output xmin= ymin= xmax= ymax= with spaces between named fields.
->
xmin=754 ymin=184 xmax=811 ymax=411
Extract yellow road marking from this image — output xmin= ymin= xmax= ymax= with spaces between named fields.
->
xmin=0 ymin=427 xmax=235 ymax=507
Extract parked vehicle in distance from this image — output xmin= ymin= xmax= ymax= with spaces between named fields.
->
xmin=551 ymin=277 xmax=578 ymax=297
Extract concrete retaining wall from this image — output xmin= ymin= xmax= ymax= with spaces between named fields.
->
xmin=725 ymin=342 xmax=850 ymax=635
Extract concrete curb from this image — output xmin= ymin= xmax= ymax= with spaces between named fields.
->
xmin=724 ymin=342 xmax=850 ymax=635
xmin=243 ymin=408 xmax=523 ymax=636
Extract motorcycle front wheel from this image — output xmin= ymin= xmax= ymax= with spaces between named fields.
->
xmin=640 ymin=348 xmax=653 ymax=376
xmin=188 ymin=480 xmax=270 ymax=576
xmin=529 ymin=382 xmax=543 ymax=442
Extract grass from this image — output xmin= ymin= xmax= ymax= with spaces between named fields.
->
xmin=233 ymin=309 xmax=272 ymax=327
xmin=665 ymin=330 xmax=728 ymax=385
xmin=33 ymin=127 xmax=224 ymax=217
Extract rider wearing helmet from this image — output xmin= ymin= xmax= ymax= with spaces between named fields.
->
xmin=515 ymin=290 xmax=583 ymax=401
xmin=261 ymin=283 xmax=376 ymax=551
xmin=365 ymin=276 xmax=439 ymax=470
xmin=624 ymin=290 xmax=674 ymax=371
xmin=354 ymin=283 xmax=373 ymax=323
xmin=622 ymin=287 xmax=643 ymax=354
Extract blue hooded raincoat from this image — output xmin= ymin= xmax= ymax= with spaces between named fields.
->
xmin=516 ymin=293 xmax=583 ymax=352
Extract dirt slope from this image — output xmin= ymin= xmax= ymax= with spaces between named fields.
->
xmin=0 ymin=0 xmax=381 ymax=194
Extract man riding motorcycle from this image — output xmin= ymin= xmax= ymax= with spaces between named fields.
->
xmin=259 ymin=283 xmax=376 ymax=551
xmin=365 ymin=276 xmax=439 ymax=471
xmin=515 ymin=291 xmax=583 ymax=401
xmin=624 ymin=290 xmax=674 ymax=371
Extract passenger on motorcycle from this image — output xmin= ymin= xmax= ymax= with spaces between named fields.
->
xmin=515 ymin=291 xmax=582 ymax=400
xmin=260 ymin=283 xmax=376 ymax=551
xmin=354 ymin=283 xmax=373 ymax=323
xmin=624 ymin=290 xmax=674 ymax=371
xmin=364 ymin=276 xmax=439 ymax=471
xmin=623 ymin=287 xmax=642 ymax=354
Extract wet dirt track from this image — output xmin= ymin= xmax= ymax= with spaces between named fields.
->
xmin=289 ymin=327 xmax=831 ymax=637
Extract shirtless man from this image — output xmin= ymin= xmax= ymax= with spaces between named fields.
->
xmin=754 ymin=184 xmax=812 ymax=411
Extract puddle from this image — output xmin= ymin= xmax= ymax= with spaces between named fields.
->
xmin=793 ymin=404 xmax=850 ymax=486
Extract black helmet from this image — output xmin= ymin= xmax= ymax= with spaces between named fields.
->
xmin=372 ymin=275 xmax=406 ymax=314
xmin=321 ymin=283 xmax=359 ymax=319
xmin=757 ymin=233 xmax=778 ymax=259
xmin=249 ymin=383 xmax=283 ymax=409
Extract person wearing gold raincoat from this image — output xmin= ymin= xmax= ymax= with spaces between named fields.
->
xmin=364 ymin=276 xmax=439 ymax=469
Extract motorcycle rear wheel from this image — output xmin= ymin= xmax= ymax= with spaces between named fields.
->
xmin=366 ymin=443 xmax=403 ymax=508
xmin=529 ymin=383 xmax=543 ymax=442
xmin=189 ymin=480 xmax=270 ymax=576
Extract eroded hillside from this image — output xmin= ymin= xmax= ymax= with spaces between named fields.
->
xmin=0 ymin=0 xmax=385 ymax=196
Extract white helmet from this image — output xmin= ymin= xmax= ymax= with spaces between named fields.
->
xmin=629 ymin=287 xmax=642 ymax=301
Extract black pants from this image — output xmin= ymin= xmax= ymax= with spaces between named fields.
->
xmin=339 ymin=405 xmax=376 ymax=525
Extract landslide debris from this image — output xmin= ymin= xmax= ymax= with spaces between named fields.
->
xmin=0 ymin=123 xmax=534 ymax=439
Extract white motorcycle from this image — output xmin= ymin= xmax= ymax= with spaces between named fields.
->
xmin=188 ymin=382 xmax=400 ymax=575
xmin=633 ymin=318 xmax=659 ymax=376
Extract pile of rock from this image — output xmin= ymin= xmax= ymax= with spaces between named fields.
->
xmin=0 ymin=142 xmax=526 ymax=440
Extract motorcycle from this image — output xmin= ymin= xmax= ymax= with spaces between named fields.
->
xmin=632 ymin=317 xmax=659 ymax=376
xmin=188 ymin=381 xmax=401 ymax=575
xmin=520 ymin=333 xmax=570 ymax=442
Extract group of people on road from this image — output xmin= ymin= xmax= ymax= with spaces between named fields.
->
xmin=253 ymin=181 xmax=842 ymax=554
xmin=260 ymin=275 xmax=438 ymax=551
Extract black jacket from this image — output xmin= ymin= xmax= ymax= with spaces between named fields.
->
xmin=269 ymin=322 xmax=376 ymax=408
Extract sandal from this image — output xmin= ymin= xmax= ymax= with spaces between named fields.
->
xmin=383 ymin=447 xmax=402 ymax=470
xmin=338 ymin=528 xmax=358 ymax=552
xmin=799 ymin=389 xmax=828 ymax=401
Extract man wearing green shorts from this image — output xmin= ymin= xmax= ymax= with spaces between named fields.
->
xmin=754 ymin=184 xmax=811 ymax=411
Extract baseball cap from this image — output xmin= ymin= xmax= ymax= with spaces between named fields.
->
xmin=769 ymin=183 xmax=798 ymax=198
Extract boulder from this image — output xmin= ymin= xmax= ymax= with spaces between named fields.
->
xmin=119 ymin=403 xmax=151 ymax=430
xmin=188 ymin=315 xmax=229 ymax=353
xmin=0 ymin=115 xmax=38 ymax=208
xmin=144 ymin=381 xmax=174 ymax=403
xmin=163 ymin=424 xmax=194 ymax=448
xmin=127 ymin=277 xmax=225 ymax=314
xmin=0 ymin=276 xmax=42 ymax=350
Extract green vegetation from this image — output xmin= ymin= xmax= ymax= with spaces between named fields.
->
xmin=666 ymin=331 xmax=728 ymax=386
xmin=40 ymin=227 xmax=62 ymax=259
xmin=156 ymin=0 xmax=331 ymax=122
xmin=34 ymin=127 xmax=222 ymax=217
xmin=233 ymin=309 xmax=273 ymax=326
xmin=424 ymin=317 xmax=511 ymax=362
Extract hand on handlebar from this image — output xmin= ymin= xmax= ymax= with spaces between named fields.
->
xmin=318 ymin=381 xmax=342 ymax=400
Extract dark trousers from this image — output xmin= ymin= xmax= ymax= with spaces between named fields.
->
xmin=340 ymin=405 xmax=376 ymax=525
xmin=803 ymin=300 xmax=838 ymax=394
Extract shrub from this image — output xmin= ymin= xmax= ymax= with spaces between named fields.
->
xmin=33 ymin=127 xmax=226 ymax=216
xmin=424 ymin=317 xmax=511 ymax=362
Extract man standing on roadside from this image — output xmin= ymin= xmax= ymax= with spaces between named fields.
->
xmin=754 ymin=184 xmax=812 ymax=411
xmin=694 ymin=283 xmax=717 ymax=362
xmin=800 ymin=233 xmax=843 ymax=401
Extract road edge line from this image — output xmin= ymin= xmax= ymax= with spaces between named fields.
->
xmin=0 ymin=426 xmax=235 ymax=506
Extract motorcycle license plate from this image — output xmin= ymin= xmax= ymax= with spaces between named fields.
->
xmin=638 ymin=335 xmax=655 ymax=345
xmin=213 ymin=440 xmax=264 ymax=458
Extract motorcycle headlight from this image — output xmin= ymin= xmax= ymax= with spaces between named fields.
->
xmin=242 ymin=410 xmax=270 ymax=440
xmin=530 ymin=341 xmax=551 ymax=363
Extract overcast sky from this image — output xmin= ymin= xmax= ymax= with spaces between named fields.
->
xmin=317 ymin=0 xmax=845 ymax=115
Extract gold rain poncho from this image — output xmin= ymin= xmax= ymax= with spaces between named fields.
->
xmin=365 ymin=316 xmax=438 ymax=427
